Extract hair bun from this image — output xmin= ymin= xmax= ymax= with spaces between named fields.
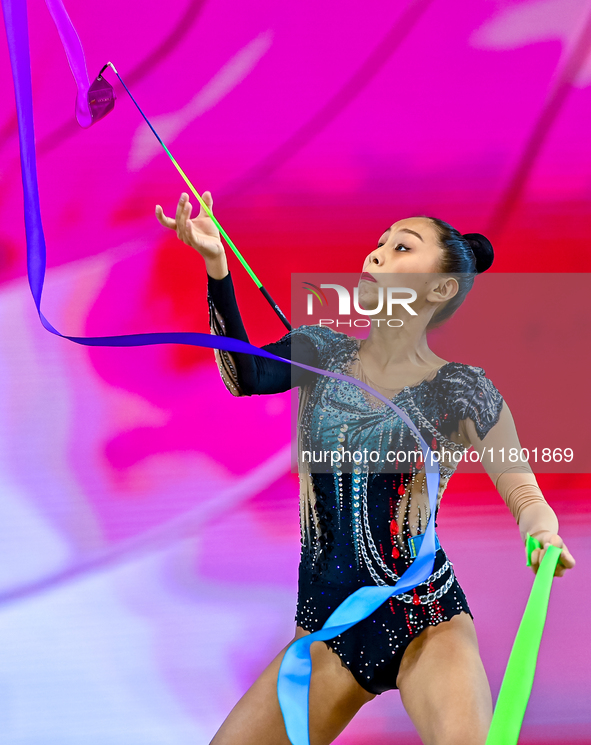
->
xmin=463 ymin=233 xmax=494 ymax=273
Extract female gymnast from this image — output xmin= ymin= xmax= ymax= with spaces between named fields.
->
xmin=156 ymin=192 xmax=575 ymax=745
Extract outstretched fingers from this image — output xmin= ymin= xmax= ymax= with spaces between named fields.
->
xmin=173 ymin=193 xmax=194 ymax=245
xmin=174 ymin=192 xmax=188 ymax=223
xmin=155 ymin=204 xmax=176 ymax=229
xmin=199 ymin=190 xmax=214 ymax=218
xmin=155 ymin=191 xmax=220 ymax=252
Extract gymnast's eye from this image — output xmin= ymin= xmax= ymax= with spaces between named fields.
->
xmin=395 ymin=244 xmax=411 ymax=252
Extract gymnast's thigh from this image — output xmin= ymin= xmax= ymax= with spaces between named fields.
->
xmin=395 ymin=612 xmax=493 ymax=745
xmin=209 ymin=625 xmax=376 ymax=745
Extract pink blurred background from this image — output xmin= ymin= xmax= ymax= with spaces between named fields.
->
xmin=0 ymin=0 xmax=590 ymax=742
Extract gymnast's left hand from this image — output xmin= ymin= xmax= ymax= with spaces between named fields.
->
xmin=528 ymin=531 xmax=576 ymax=577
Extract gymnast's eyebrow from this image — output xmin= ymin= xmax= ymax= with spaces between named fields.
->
xmin=380 ymin=226 xmax=424 ymax=243
xmin=397 ymin=228 xmax=424 ymax=242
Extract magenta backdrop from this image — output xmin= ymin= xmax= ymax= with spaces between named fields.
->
xmin=0 ymin=0 xmax=590 ymax=743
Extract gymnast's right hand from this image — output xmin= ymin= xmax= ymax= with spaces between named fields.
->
xmin=155 ymin=191 xmax=224 ymax=261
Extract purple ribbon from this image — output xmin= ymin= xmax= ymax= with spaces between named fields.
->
xmin=43 ymin=0 xmax=93 ymax=127
xmin=2 ymin=1 xmax=441 ymax=742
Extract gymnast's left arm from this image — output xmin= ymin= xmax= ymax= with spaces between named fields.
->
xmin=459 ymin=403 xmax=576 ymax=577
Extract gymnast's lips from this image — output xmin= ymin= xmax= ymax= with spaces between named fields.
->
xmin=360 ymin=272 xmax=377 ymax=283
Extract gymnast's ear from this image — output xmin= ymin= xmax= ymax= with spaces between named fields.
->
xmin=428 ymin=276 xmax=459 ymax=306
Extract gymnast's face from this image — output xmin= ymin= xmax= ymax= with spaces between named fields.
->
xmin=357 ymin=217 xmax=446 ymax=311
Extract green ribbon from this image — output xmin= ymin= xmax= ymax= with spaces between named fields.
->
xmin=486 ymin=535 xmax=562 ymax=745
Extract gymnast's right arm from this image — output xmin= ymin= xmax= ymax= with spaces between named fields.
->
xmin=155 ymin=190 xmax=320 ymax=396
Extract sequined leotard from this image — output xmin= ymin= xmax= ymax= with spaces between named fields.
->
xmin=207 ymin=271 xmax=504 ymax=695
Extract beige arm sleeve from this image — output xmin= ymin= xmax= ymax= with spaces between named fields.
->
xmin=460 ymin=402 xmax=559 ymax=541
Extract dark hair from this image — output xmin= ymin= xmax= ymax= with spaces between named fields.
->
xmin=425 ymin=217 xmax=494 ymax=329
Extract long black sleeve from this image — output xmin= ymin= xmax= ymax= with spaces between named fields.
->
xmin=207 ymin=271 xmax=320 ymax=395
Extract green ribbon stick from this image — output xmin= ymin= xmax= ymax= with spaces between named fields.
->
xmin=486 ymin=534 xmax=562 ymax=745
xmin=97 ymin=62 xmax=292 ymax=332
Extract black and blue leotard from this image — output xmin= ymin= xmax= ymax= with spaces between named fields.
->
xmin=207 ymin=271 xmax=504 ymax=694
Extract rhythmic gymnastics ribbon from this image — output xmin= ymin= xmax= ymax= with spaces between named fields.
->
xmin=42 ymin=0 xmax=94 ymax=128
xmin=2 ymin=2 xmax=440 ymax=742
xmin=8 ymin=0 xmax=291 ymax=330
xmin=486 ymin=535 xmax=562 ymax=745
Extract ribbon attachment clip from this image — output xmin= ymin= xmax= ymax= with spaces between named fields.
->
xmin=88 ymin=62 xmax=117 ymax=124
